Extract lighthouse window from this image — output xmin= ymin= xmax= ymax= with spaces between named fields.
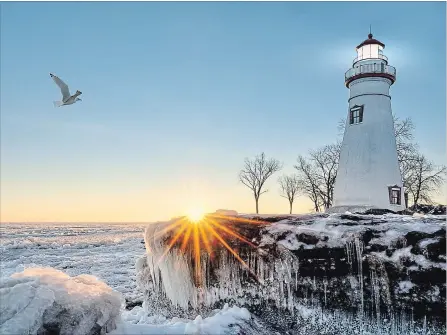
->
xmin=388 ymin=186 xmax=401 ymax=205
xmin=349 ymin=105 xmax=364 ymax=125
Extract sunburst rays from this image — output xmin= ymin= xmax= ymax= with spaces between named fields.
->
xmin=150 ymin=213 xmax=269 ymax=286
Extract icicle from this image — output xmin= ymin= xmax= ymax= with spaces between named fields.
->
xmin=323 ymin=278 xmax=327 ymax=306
xmin=287 ymin=281 xmax=293 ymax=313
xmin=345 ymin=243 xmax=351 ymax=265
xmin=422 ymin=315 xmax=427 ymax=334
xmin=354 ymin=237 xmax=364 ymax=331
xmin=295 ymin=267 xmax=298 ymax=291
xmin=370 ymin=269 xmax=381 ymax=329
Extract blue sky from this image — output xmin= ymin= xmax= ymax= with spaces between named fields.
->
xmin=1 ymin=1 xmax=445 ymax=222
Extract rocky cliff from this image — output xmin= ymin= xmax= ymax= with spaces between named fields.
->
xmin=136 ymin=212 xmax=446 ymax=334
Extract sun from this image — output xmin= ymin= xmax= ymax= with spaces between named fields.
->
xmin=152 ymin=209 xmax=269 ymax=287
xmin=186 ymin=208 xmax=205 ymax=223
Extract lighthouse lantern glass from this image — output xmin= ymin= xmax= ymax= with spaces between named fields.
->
xmin=356 ymin=44 xmax=383 ymax=61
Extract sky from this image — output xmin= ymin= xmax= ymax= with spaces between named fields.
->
xmin=1 ymin=1 xmax=446 ymax=222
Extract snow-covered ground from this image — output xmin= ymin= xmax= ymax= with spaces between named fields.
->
xmin=111 ymin=304 xmax=253 ymax=335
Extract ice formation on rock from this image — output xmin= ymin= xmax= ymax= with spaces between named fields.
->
xmin=136 ymin=213 xmax=446 ymax=334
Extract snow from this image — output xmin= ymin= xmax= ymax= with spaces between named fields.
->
xmin=413 ymin=212 xmax=425 ymax=218
xmin=109 ymin=304 xmax=251 ymax=335
xmin=110 ymin=322 xmax=186 ymax=335
xmin=372 ymin=246 xmax=446 ymax=270
xmin=396 ymin=280 xmax=415 ymax=294
xmin=0 ymin=265 xmax=251 ymax=335
xmin=259 ymin=213 xmax=446 ymax=251
xmin=0 ymin=276 xmax=54 ymax=334
xmin=183 ymin=304 xmax=250 ymax=335
xmin=419 ymin=238 xmax=440 ymax=249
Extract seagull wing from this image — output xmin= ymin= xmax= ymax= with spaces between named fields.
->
xmin=50 ymin=73 xmax=71 ymax=101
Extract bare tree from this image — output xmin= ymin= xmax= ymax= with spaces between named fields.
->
xmin=294 ymin=143 xmax=341 ymax=211
xmin=294 ymin=156 xmax=324 ymax=212
xmin=404 ymin=154 xmax=447 ymax=205
xmin=393 ymin=116 xmax=419 ymax=170
xmin=391 ymin=118 xmax=447 ymax=205
xmin=308 ymin=142 xmax=341 ymax=209
xmin=278 ymin=174 xmax=301 ymax=214
xmin=239 ymin=152 xmax=282 ymax=214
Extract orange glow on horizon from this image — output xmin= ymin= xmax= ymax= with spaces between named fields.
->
xmin=0 ymin=180 xmax=328 ymax=222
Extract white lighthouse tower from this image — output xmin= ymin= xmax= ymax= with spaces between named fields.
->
xmin=330 ymin=32 xmax=405 ymax=213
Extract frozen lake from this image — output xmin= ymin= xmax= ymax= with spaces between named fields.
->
xmin=0 ymin=222 xmax=148 ymax=305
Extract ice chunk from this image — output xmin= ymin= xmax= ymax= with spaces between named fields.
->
xmin=0 ymin=276 xmax=55 ymax=334
xmin=0 ymin=267 xmax=123 ymax=335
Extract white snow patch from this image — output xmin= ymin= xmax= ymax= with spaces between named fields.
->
xmin=419 ymin=238 xmax=440 ymax=249
xmin=412 ymin=213 xmax=425 ymax=218
xmin=0 ymin=276 xmax=55 ymax=334
xmin=397 ymin=281 xmax=415 ymax=294
xmin=372 ymin=247 xmax=446 ymax=270
xmin=258 ymin=213 xmax=445 ymax=249
xmin=110 ymin=304 xmax=251 ymax=335
xmin=184 ymin=304 xmax=250 ymax=335
xmin=428 ymin=286 xmax=440 ymax=302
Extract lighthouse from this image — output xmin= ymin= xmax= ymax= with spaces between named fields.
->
xmin=330 ymin=33 xmax=406 ymax=213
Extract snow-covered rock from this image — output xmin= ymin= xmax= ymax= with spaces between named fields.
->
xmin=0 ymin=267 xmax=123 ymax=335
xmin=409 ymin=204 xmax=446 ymax=215
xmin=214 ymin=209 xmax=239 ymax=216
xmin=137 ymin=212 xmax=446 ymax=334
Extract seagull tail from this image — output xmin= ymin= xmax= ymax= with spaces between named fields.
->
xmin=53 ymin=101 xmax=63 ymax=108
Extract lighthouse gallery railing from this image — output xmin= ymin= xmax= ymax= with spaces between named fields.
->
xmin=345 ymin=63 xmax=396 ymax=82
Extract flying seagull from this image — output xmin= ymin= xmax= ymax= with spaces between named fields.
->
xmin=50 ymin=73 xmax=82 ymax=107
